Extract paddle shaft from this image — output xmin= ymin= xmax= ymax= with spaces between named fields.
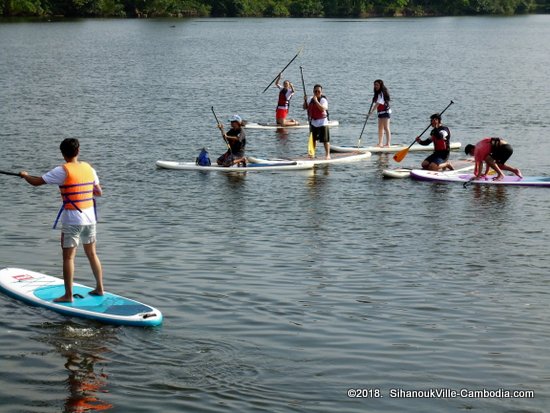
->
xmin=1 ymin=170 xmax=21 ymax=177
xmin=262 ymin=46 xmax=303 ymax=94
xmin=357 ymin=102 xmax=375 ymax=146
xmin=300 ymin=66 xmax=315 ymax=157
xmin=210 ymin=106 xmax=232 ymax=152
xmin=407 ymin=100 xmax=454 ymax=150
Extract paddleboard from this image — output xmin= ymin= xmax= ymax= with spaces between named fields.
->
xmin=156 ymin=160 xmax=314 ymax=172
xmin=0 ymin=268 xmax=163 ymax=326
xmin=382 ymin=159 xmax=474 ymax=179
xmin=410 ymin=171 xmax=550 ymax=187
xmin=331 ymin=142 xmax=462 ymax=154
xmin=248 ymin=151 xmax=372 ymax=166
xmin=244 ymin=120 xmax=339 ymax=130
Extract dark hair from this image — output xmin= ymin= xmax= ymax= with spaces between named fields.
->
xmin=464 ymin=144 xmax=475 ymax=155
xmin=60 ymin=138 xmax=80 ymax=158
xmin=373 ymin=79 xmax=390 ymax=103
xmin=430 ymin=113 xmax=442 ymax=121
xmin=313 ymin=84 xmax=323 ymax=91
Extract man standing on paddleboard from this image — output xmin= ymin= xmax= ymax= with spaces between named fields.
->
xmin=303 ymin=84 xmax=331 ymax=160
xmin=19 ymin=138 xmax=104 ymax=302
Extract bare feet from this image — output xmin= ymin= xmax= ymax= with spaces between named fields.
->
xmin=513 ymin=168 xmax=523 ymax=178
xmin=54 ymin=295 xmax=73 ymax=303
xmin=493 ymin=174 xmax=504 ymax=181
xmin=89 ymin=289 xmax=104 ymax=296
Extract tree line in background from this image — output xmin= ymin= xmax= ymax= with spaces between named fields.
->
xmin=1 ymin=0 xmax=548 ymax=18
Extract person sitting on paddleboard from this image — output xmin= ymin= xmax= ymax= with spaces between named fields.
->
xmin=416 ymin=113 xmax=454 ymax=171
xmin=303 ymin=84 xmax=331 ymax=160
xmin=464 ymin=137 xmax=522 ymax=181
xmin=217 ymin=114 xmax=247 ymax=167
xmin=275 ymin=74 xmax=299 ymax=127
xmin=19 ymin=138 xmax=104 ymax=303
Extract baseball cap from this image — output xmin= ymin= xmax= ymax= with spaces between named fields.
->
xmin=229 ymin=114 xmax=242 ymax=123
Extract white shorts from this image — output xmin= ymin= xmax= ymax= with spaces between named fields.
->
xmin=61 ymin=224 xmax=97 ymax=248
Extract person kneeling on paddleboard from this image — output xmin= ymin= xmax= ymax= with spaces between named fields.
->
xmin=216 ymin=114 xmax=247 ymax=167
xmin=275 ymin=74 xmax=299 ymax=127
xmin=416 ymin=113 xmax=454 ymax=171
xmin=19 ymin=138 xmax=104 ymax=303
xmin=464 ymin=137 xmax=523 ymax=182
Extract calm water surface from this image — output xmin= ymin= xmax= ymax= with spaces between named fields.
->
xmin=1 ymin=16 xmax=549 ymax=413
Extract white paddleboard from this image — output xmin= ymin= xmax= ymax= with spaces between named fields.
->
xmin=244 ymin=120 xmax=339 ymax=130
xmin=0 ymin=268 xmax=163 ymax=326
xmin=156 ymin=160 xmax=313 ymax=172
xmin=410 ymin=171 xmax=550 ymax=187
xmin=382 ymin=159 xmax=474 ymax=179
xmin=331 ymin=142 xmax=462 ymax=154
xmin=248 ymin=151 xmax=372 ymax=166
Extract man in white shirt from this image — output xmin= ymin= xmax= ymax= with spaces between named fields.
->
xmin=20 ymin=138 xmax=104 ymax=302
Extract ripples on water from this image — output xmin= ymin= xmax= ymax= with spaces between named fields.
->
xmin=1 ymin=16 xmax=550 ymax=413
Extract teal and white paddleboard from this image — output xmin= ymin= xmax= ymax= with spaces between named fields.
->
xmin=0 ymin=268 xmax=163 ymax=326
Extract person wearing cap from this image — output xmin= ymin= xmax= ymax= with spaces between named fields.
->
xmin=216 ymin=115 xmax=247 ymax=167
xmin=464 ymin=138 xmax=522 ymax=181
xmin=275 ymin=74 xmax=299 ymax=127
xmin=416 ymin=113 xmax=454 ymax=171
xmin=303 ymin=84 xmax=330 ymax=159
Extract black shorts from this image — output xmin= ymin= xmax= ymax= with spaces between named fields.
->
xmin=424 ymin=151 xmax=449 ymax=165
xmin=491 ymin=144 xmax=513 ymax=164
xmin=310 ymin=125 xmax=330 ymax=143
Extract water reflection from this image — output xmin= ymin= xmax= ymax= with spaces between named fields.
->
xmin=306 ymin=166 xmax=330 ymax=197
xmin=35 ymin=322 xmax=116 ymax=413
xmin=470 ymin=185 xmax=509 ymax=207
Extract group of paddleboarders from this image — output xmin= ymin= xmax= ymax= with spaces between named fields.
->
xmin=270 ymin=74 xmax=522 ymax=180
xmin=271 ymin=77 xmax=393 ymax=159
xmin=414 ymin=113 xmax=522 ymax=180
xmin=19 ymin=138 xmax=104 ymax=303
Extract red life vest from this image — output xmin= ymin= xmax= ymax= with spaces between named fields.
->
xmin=277 ymin=89 xmax=290 ymax=110
xmin=308 ymin=96 xmax=328 ymax=120
xmin=431 ymin=126 xmax=451 ymax=151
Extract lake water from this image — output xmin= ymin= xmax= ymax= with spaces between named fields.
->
xmin=1 ymin=15 xmax=549 ymax=413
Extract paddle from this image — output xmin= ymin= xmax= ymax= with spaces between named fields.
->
xmin=1 ymin=170 xmax=21 ymax=177
xmin=300 ymin=66 xmax=315 ymax=158
xmin=262 ymin=45 xmax=304 ymax=94
xmin=210 ymin=106 xmax=231 ymax=153
xmin=393 ymin=100 xmax=454 ymax=163
xmin=357 ymin=102 xmax=375 ymax=147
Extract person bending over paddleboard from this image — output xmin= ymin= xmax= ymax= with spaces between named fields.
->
xmin=19 ymin=138 xmax=104 ymax=302
xmin=217 ymin=114 xmax=247 ymax=167
xmin=275 ymin=74 xmax=299 ymax=127
xmin=416 ymin=113 xmax=454 ymax=171
xmin=303 ymin=84 xmax=331 ymax=160
xmin=464 ymin=137 xmax=522 ymax=181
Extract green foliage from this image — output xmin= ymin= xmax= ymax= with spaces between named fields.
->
xmin=0 ymin=0 xmax=541 ymax=18
xmin=289 ymin=0 xmax=324 ymax=16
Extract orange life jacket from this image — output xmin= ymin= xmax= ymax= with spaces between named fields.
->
xmin=59 ymin=162 xmax=96 ymax=211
